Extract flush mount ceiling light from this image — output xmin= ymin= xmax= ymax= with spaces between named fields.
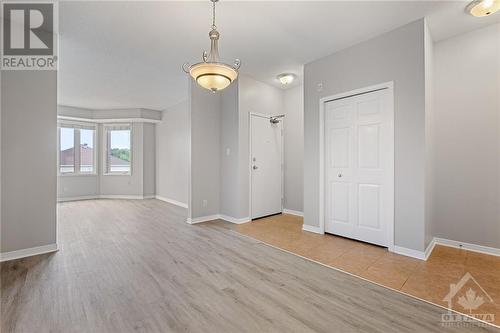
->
xmin=277 ymin=73 xmax=296 ymax=85
xmin=183 ymin=0 xmax=240 ymax=92
xmin=466 ymin=0 xmax=500 ymax=17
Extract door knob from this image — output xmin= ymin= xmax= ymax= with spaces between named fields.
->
xmin=253 ymin=165 xmax=258 ymax=170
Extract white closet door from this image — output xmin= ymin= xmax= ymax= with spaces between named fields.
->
xmin=324 ymin=89 xmax=393 ymax=247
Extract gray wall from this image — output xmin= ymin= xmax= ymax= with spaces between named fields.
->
xmin=58 ymin=176 xmax=99 ymax=199
xmin=237 ymin=75 xmax=285 ymax=218
xmin=304 ymin=19 xmax=427 ymax=251
xmin=424 ymin=21 xmax=435 ymax=249
xmin=432 ymin=23 xmax=500 ymax=249
xmin=1 ymin=71 xmax=57 ymax=253
xmin=189 ymin=82 xmax=221 ymax=219
xmin=156 ymin=101 xmax=189 ymax=205
xmin=283 ymin=84 xmax=304 ymax=213
xmin=219 ymin=82 xmax=241 ymax=218
xmin=143 ymin=122 xmax=156 ymax=197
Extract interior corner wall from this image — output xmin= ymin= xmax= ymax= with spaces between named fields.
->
xmin=143 ymin=122 xmax=156 ymax=197
xmin=304 ymin=19 xmax=427 ymax=252
xmin=424 ymin=19 xmax=435 ymax=249
xmin=432 ymin=23 xmax=500 ymax=249
xmin=189 ymin=82 xmax=221 ymax=219
xmin=219 ymin=82 xmax=241 ymax=218
xmin=1 ymin=71 xmax=57 ymax=253
xmin=283 ymin=84 xmax=304 ymax=213
xmin=156 ymin=100 xmax=189 ymax=205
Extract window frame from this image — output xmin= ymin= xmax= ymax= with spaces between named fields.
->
xmin=103 ymin=124 xmax=133 ymax=176
xmin=57 ymin=121 xmax=98 ymax=176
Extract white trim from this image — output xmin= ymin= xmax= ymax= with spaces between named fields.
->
xmin=99 ymin=195 xmax=144 ymax=200
xmin=248 ymin=112 xmax=285 ymax=220
xmin=394 ymin=246 xmax=427 ymax=260
xmin=58 ymin=195 xmax=156 ymax=202
xmin=318 ymin=81 xmax=395 ymax=252
xmin=57 ymin=195 xmax=99 ymax=202
xmin=155 ymin=195 xmax=188 ymax=209
xmin=186 ymin=214 xmax=251 ymax=225
xmin=219 ymin=215 xmax=250 ymax=224
xmin=302 ymin=224 xmax=324 ymax=234
xmin=143 ymin=195 xmax=155 ymax=200
xmin=283 ymin=209 xmax=303 ymax=217
xmin=424 ymin=238 xmax=437 ymax=260
xmin=186 ymin=215 xmax=220 ymax=225
xmin=57 ymin=122 xmax=98 ymax=176
xmin=0 ymin=243 xmax=59 ymax=262
xmin=433 ymin=237 xmax=500 ymax=257
xmin=103 ymin=124 xmax=133 ymax=176
xmin=58 ymin=116 xmax=161 ymax=124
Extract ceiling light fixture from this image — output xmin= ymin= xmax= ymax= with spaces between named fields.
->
xmin=466 ymin=0 xmax=500 ymax=17
xmin=277 ymin=73 xmax=296 ymax=85
xmin=183 ymin=0 xmax=240 ymax=92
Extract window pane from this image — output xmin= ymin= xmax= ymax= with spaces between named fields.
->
xmin=108 ymin=129 xmax=131 ymax=173
xmin=80 ymin=129 xmax=94 ymax=173
xmin=59 ymin=127 xmax=75 ymax=173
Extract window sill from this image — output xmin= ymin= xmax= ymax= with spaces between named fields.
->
xmin=58 ymin=173 xmax=98 ymax=177
xmin=103 ymin=173 xmax=132 ymax=176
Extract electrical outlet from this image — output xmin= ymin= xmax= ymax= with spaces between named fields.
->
xmin=317 ymin=83 xmax=323 ymax=92
xmin=202 ymin=199 xmax=208 ymax=208
xmin=226 ymin=148 xmax=231 ymax=156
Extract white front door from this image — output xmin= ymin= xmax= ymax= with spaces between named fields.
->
xmin=324 ymin=89 xmax=393 ymax=247
xmin=251 ymin=114 xmax=283 ymax=219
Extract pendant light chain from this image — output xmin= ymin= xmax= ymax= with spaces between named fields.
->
xmin=212 ymin=0 xmax=216 ymax=30
xmin=183 ymin=0 xmax=240 ymax=92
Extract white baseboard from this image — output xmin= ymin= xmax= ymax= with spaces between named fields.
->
xmin=143 ymin=195 xmax=155 ymax=199
xmin=99 ymin=195 xmax=145 ymax=200
xmin=302 ymin=224 xmax=323 ymax=234
xmin=186 ymin=215 xmax=220 ymax=224
xmin=0 ymin=243 xmax=59 ymax=262
xmin=433 ymin=237 xmax=500 ymax=257
xmin=391 ymin=237 xmax=500 ymax=261
xmin=155 ymin=196 xmax=188 ymax=209
xmin=58 ymin=195 xmax=98 ymax=202
xmin=58 ymin=195 xmax=154 ymax=202
xmin=393 ymin=246 xmax=427 ymax=260
xmin=186 ymin=214 xmax=250 ymax=225
xmin=219 ymin=215 xmax=250 ymax=224
xmin=283 ymin=209 xmax=304 ymax=217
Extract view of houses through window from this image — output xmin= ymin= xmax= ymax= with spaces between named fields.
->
xmin=59 ymin=127 xmax=75 ymax=173
xmin=79 ymin=129 xmax=95 ymax=173
xmin=58 ymin=123 xmax=132 ymax=175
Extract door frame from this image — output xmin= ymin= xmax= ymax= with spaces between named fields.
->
xmin=249 ymin=112 xmax=284 ymax=220
xmin=318 ymin=81 xmax=395 ymax=252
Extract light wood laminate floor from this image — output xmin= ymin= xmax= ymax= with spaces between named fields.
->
xmin=1 ymin=199 xmax=498 ymax=332
xmin=235 ymin=213 xmax=500 ymax=327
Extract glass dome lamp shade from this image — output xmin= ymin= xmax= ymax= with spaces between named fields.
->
xmin=189 ymin=62 xmax=238 ymax=92
xmin=183 ymin=0 xmax=240 ymax=92
xmin=466 ymin=0 xmax=500 ymax=16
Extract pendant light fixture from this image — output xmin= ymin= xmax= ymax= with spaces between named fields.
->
xmin=183 ymin=0 xmax=240 ymax=92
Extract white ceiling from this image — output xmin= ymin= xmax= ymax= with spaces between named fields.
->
xmin=59 ymin=1 xmax=500 ymax=110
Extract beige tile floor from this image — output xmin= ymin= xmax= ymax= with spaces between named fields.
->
xmin=234 ymin=214 xmax=500 ymax=327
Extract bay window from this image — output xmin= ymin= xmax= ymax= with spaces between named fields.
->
xmin=58 ymin=122 xmax=96 ymax=175
xmin=104 ymin=124 xmax=132 ymax=175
